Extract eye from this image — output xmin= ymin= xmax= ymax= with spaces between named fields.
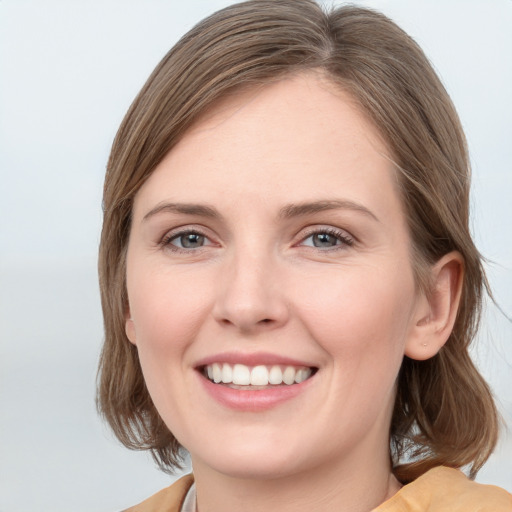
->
xmin=162 ymin=230 xmax=212 ymax=250
xmin=299 ymin=228 xmax=354 ymax=249
xmin=174 ymin=232 xmax=205 ymax=248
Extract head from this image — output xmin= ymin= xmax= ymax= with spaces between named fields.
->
xmin=97 ymin=0 xmax=498 ymax=482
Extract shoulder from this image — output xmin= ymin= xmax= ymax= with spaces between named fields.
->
xmin=123 ymin=474 xmax=194 ymax=512
xmin=374 ymin=467 xmax=512 ymax=512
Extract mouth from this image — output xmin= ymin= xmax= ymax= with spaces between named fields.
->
xmin=201 ymin=363 xmax=317 ymax=389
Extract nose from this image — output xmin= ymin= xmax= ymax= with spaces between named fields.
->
xmin=212 ymin=250 xmax=289 ymax=334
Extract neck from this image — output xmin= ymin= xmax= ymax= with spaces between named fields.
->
xmin=192 ymin=447 xmax=401 ymax=512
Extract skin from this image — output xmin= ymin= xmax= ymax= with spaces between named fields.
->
xmin=125 ymin=73 xmax=462 ymax=512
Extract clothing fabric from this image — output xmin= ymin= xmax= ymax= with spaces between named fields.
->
xmin=180 ymin=482 xmax=196 ymax=512
xmin=373 ymin=467 xmax=512 ymax=511
xmin=123 ymin=474 xmax=194 ymax=512
xmin=123 ymin=467 xmax=512 ymax=511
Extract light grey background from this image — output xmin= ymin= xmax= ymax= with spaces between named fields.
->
xmin=0 ymin=1 xmax=510 ymax=511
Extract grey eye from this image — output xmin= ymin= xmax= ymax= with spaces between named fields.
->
xmin=311 ymin=233 xmax=340 ymax=248
xmin=173 ymin=233 xmax=205 ymax=248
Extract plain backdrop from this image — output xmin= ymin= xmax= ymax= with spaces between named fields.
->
xmin=0 ymin=1 xmax=511 ymax=510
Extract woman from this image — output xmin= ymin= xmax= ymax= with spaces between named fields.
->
xmin=97 ymin=1 xmax=512 ymax=510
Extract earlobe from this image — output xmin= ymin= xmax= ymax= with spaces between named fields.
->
xmin=125 ymin=312 xmax=137 ymax=345
xmin=405 ymin=251 xmax=464 ymax=361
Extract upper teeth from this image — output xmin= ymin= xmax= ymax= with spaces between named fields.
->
xmin=205 ymin=363 xmax=312 ymax=386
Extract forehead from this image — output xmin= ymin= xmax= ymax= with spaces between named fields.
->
xmin=180 ymin=73 xmax=390 ymax=164
xmin=133 ymin=73 xmax=401 ymax=221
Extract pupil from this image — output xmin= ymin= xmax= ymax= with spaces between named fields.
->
xmin=181 ymin=233 xmax=204 ymax=248
xmin=314 ymin=233 xmax=336 ymax=247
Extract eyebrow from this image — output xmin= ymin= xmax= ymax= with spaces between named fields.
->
xmin=142 ymin=199 xmax=379 ymax=223
xmin=279 ymin=199 xmax=379 ymax=222
xmin=142 ymin=202 xmax=221 ymax=222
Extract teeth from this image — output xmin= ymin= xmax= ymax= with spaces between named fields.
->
xmin=232 ymin=364 xmax=251 ymax=385
xmin=250 ymin=365 xmax=269 ymax=386
xmin=212 ymin=363 xmax=222 ymax=384
xmin=283 ymin=366 xmax=296 ymax=385
xmin=221 ymin=363 xmax=233 ymax=384
xmin=295 ymin=368 xmax=309 ymax=383
xmin=268 ymin=365 xmax=283 ymax=385
xmin=204 ymin=363 xmax=313 ymax=387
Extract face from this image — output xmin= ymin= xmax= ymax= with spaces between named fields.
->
xmin=125 ymin=74 xmax=424 ymax=480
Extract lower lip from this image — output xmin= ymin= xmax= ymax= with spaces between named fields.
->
xmin=197 ymin=372 xmax=315 ymax=412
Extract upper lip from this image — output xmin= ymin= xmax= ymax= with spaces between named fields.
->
xmin=194 ymin=351 xmax=318 ymax=369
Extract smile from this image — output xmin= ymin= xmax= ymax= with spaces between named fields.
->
xmin=203 ymin=363 xmax=314 ymax=388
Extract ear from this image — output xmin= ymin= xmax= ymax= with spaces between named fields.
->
xmin=125 ymin=306 xmax=137 ymax=346
xmin=405 ymin=251 xmax=464 ymax=360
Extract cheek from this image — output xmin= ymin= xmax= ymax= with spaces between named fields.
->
xmin=294 ymin=265 xmax=416 ymax=369
xmin=125 ymin=264 xmax=214 ymax=433
xmin=127 ymin=264 xmax=213 ymax=355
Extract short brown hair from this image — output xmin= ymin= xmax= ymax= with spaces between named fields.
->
xmin=97 ymin=0 xmax=498 ymax=481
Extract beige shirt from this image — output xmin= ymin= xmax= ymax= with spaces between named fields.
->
xmin=124 ymin=467 xmax=512 ymax=512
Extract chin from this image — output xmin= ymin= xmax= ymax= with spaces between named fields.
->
xmin=205 ymin=458 xmax=305 ymax=481
xmin=189 ymin=439 xmax=313 ymax=480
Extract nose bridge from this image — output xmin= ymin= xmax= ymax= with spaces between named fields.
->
xmin=213 ymin=240 xmax=288 ymax=332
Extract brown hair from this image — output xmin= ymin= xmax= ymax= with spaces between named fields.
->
xmin=97 ymin=0 xmax=498 ymax=481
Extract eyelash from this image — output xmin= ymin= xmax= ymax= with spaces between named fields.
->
xmin=298 ymin=227 xmax=355 ymax=250
xmin=160 ymin=228 xmax=212 ymax=253
xmin=159 ymin=226 xmax=355 ymax=254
